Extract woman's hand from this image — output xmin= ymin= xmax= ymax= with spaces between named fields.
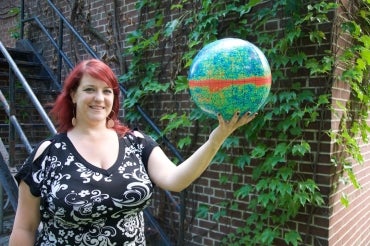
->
xmin=209 ymin=111 xmax=257 ymax=144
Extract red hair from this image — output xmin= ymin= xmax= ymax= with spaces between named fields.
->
xmin=50 ymin=59 xmax=130 ymax=135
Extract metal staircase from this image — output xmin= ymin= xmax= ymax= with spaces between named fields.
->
xmin=0 ymin=41 xmax=59 ymax=244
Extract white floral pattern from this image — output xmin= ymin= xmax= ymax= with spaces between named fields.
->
xmin=16 ymin=132 xmax=157 ymax=245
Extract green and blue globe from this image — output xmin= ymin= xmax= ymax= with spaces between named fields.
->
xmin=188 ymin=38 xmax=271 ymax=120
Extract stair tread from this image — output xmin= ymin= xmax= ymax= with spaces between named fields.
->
xmin=0 ymin=58 xmax=41 ymax=67
xmin=2 ymin=47 xmax=34 ymax=55
xmin=0 ymin=47 xmax=35 ymax=61
xmin=0 ymin=71 xmax=50 ymax=80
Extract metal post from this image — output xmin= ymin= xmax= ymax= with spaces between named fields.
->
xmin=0 ymin=185 xmax=3 ymax=234
xmin=20 ymin=0 xmax=25 ymax=39
xmin=8 ymin=69 xmax=15 ymax=167
xmin=57 ymin=16 xmax=63 ymax=84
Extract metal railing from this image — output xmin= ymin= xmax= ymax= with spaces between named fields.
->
xmin=0 ymin=40 xmax=57 ymax=236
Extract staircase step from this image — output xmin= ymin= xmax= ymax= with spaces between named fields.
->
xmin=0 ymin=59 xmax=44 ymax=77
xmin=0 ymin=47 xmax=35 ymax=62
xmin=0 ymin=85 xmax=59 ymax=95
xmin=0 ymin=71 xmax=50 ymax=80
xmin=0 ymin=58 xmax=40 ymax=68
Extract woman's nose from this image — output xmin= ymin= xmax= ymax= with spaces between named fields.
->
xmin=94 ymin=91 xmax=104 ymax=101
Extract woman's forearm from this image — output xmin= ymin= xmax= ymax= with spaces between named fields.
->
xmin=9 ymin=229 xmax=36 ymax=246
xmin=170 ymin=127 xmax=226 ymax=190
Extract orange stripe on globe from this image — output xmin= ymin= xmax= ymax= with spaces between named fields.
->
xmin=188 ymin=38 xmax=271 ymax=120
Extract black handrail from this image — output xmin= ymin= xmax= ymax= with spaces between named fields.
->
xmin=0 ymin=41 xmax=59 ymax=211
xmin=21 ymin=16 xmax=74 ymax=70
xmin=0 ymin=89 xmax=33 ymax=154
xmin=0 ymin=152 xmax=17 ymax=211
xmin=0 ymin=42 xmax=57 ymax=136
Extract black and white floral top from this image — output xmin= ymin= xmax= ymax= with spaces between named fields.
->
xmin=16 ymin=131 xmax=158 ymax=246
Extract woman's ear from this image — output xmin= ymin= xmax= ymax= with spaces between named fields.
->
xmin=70 ymin=90 xmax=76 ymax=103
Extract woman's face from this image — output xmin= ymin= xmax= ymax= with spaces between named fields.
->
xmin=70 ymin=74 xmax=114 ymax=127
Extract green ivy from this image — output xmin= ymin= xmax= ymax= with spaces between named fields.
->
xmin=330 ymin=0 xmax=370 ymax=203
xmin=121 ymin=0 xmax=369 ymax=245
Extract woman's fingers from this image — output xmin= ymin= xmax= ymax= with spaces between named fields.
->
xmin=217 ymin=111 xmax=257 ymax=134
xmin=238 ymin=111 xmax=257 ymax=127
xmin=230 ymin=111 xmax=240 ymax=124
xmin=217 ymin=111 xmax=257 ymax=131
xmin=211 ymin=111 xmax=257 ymax=143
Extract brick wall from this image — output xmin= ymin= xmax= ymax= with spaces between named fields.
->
xmin=1 ymin=1 xmax=369 ymax=245
xmin=328 ymin=1 xmax=370 ymax=245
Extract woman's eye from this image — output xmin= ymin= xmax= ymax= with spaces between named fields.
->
xmin=104 ymin=89 xmax=113 ymax=94
xmin=84 ymin=88 xmax=95 ymax=92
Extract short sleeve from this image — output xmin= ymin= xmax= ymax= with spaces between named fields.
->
xmin=125 ymin=131 xmax=159 ymax=170
xmin=15 ymin=138 xmax=55 ymax=197
xmin=140 ymin=133 xmax=159 ymax=165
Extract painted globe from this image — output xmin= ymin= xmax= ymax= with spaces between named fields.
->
xmin=188 ymin=38 xmax=271 ymax=120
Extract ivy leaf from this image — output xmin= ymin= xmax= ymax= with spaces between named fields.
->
xmin=359 ymin=35 xmax=370 ymax=48
xmin=174 ymin=76 xmax=189 ymax=93
xmin=213 ymin=151 xmax=229 ymax=164
xmin=177 ymin=136 xmax=191 ymax=149
xmin=257 ymin=193 xmax=276 ymax=207
xmin=170 ymin=4 xmax=183 ymax=10
xmin=219 ymin=174 xmax=229 ymax=185
xmin=289 ymin=126 xmax=302 ymax=136
xmin=292 ymin=141 xmax=311 ymax=156
xmin=235 ymin=154 xmax=251 ymax=170
xmin=277 ymin=166 xmax=293 ymax=181
xmin=274 ymin=143 xmax=288 ymax=157
xmin=196 ymin=204 xmax=209 ymax=218
xmin=318 ymin=94 xmax=330 ymax=105
xmin=160 ymin=113 xmax=191 ymax=134
xmin=297 ymin=193 xmax=309 ymax=206
xmin=234 ymin=184 xmax=252 ymax=199
xmin=290 ymin=51 xmax=306 ymax=66
xmin=222 ymin=136 xmax=239 ymax=150
xmin=277 ymin=183 xmax=293 ymax=196
xmin=360 ymin=48 xmax=370 ymax=64
xmin=340 ymin=193 xmax=349 ymax=208
xmin=284 ymin=230 xmax=302 ymax=246
xmin=309 ymin=30 xmax=326 ymax=44
xmin=212 ymin=208 xmax=227 ymax=221
xmin=251 ymin=144 xmax=267 ymax=158
xmin=255 ymin=179 xmax=269 ymax=192
xmin=345 ymin=167 xmax=361 ymax=189
xmin=260 ymin=228 xmax=277 ymax=245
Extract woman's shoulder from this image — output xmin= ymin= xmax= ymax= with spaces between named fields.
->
xmin=123 ymin=130 xmax=145 ymax=140
xmin=132 ymin=130 xmax=145 ymax=138
xmin=33 ymin=141 xmax=52 ymax=161
xmin=32 ymin=133 xmax=63 ymax=161
xmin=123 ymin=130 xmax=158 ymax=147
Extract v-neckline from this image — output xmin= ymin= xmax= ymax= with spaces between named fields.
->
xmin=61 ymin=133 xmax=123 ymax=176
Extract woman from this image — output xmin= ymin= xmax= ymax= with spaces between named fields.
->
xmin=9 ymin=59 xmax=256 ymax=245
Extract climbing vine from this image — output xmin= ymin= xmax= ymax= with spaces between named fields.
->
xmin=330 ymin=0 xmax=370 ymax=206
xmin=121 ymin=0 xmax=369 ymax=245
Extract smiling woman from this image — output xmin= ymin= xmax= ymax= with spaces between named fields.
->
xmin=49 ymin=59 xmax=128 ymax=134
xmin=9 ymin=59 xmax=256 ymax=245
xmin=70 ymin=74 xmax=114 ymax=128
